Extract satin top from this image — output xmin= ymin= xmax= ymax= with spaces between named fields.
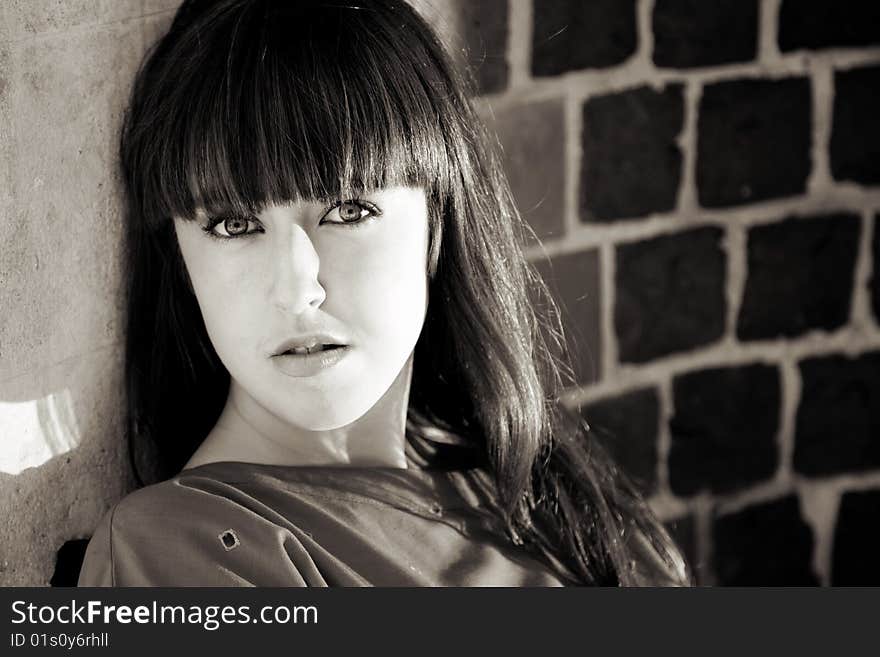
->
xmin=77 ymin=460 xmax=573 ymax=587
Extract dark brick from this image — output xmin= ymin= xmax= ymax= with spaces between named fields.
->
xmin=713 ymin=496 xmax=819 ymax=585
xmin=873 ymin=214 xmax=880 ymax=323
xmin=532 ymin=249 xmax=601 ymax=385
xmin=832 ymin=489 xmax=880 ymax=585
xmin=737 ymin=213 xmax=860 ymax=340
xmin=460 ymin=0 xmax=509 ymax=95
xmin=793 ymin=351 xmax=880 ymax=477
xmin=50 ymin=538 xmax=89 ymax=587
xmin=580 ymin=85 xmax=684 ymax=221
xmin=779 ymin=0 xmax=880 ymax=52
xmin=697 ymin=77 xmax=811 ymax=207
xmin=531 ymin=0 xmax=637 ymax=76
xmin=664 ymin=515 xmax=698 ymax=582
xmin=830 ymin=65 xmax=880 ymax=185
xmin=615 ymin=227 xmax=726 ymax=363
xmin=582 ymin=387 xmax=659 ymax=493
xmin=669 ymin=364 xmax=780 ymax=496
xmin=653 ymin=0 xmax=758 ymax=69
xmin=490 ymin=98 xmax=565 ymax=242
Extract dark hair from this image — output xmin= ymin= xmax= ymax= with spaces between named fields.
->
xmin=121 ymin=0 xmax=689 ymax=586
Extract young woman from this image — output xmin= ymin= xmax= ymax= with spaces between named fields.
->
xmin=78 ymin=0 xmax=690 ymax=587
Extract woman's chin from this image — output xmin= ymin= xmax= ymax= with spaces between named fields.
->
xmin=278 ymin=393 xmax=383 ymax=432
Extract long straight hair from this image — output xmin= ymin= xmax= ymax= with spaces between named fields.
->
xmin=121 ymin=0 xmax=689 ymax=586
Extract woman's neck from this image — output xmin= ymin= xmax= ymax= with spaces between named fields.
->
xmin=184 ymin=357 xmax=413 ymax=471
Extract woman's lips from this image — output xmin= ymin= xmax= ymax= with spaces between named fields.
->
xmin=271 ymin=344 xmax=350 ymax=378
xmin=273 ymin=333 xmax=348 ymax=356
xmin=283 ymin=343 xmax=340 ymax=356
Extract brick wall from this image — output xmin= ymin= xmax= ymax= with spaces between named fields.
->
xmin=458 ymin=0 xmax=880 ymax=585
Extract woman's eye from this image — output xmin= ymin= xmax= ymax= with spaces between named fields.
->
xmin=319 ymin=200 xmax=382 ymax=226
xmin=202 ymin=215 xmax=262 ymax=240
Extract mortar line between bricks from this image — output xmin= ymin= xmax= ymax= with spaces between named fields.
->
xmin=705 ymin=485 xmax=803 ymax=560
xmin=724 ymin=223 xmax=748 ymax=346
xmin=776 ymin=357 xmax=800 ymax=484
xmin=711 ymin=470 xmax=880 ymax=518
xmin=646 ymin=486 xmax=690 ymax=518
xmin=634 ymin=0 xmax=655 ymax=70
xmin=523 ymin=188 xmax=880 ymax=257
xmin=807 ymin=61 xmax=834 ymax=194
xmin=655 ymin=376 xmax=673 ymax=499
xmin=676 ymin=80 xmax=700 ymax=214
xmin=646 ymin=491 xmax=689 ymax=524
xmin=797 ymin=480 xmax=840 ymax=586
xmin=849 ymin=210 xmax=877 ymax=332
xmin=797 ymin=470 xmax=880 ymax=493
xmin=506 ymin=0 xmax=532 ymax=90
xmin=562 ymin=91 xmax=581 ymax=239
xmin=478 ymin=48 xmax=880 ymax=112
xmin=559 ymin=328 xmax=880 ymax=407
xmin=759 ymin=0 xmax=783 ymax=65
xmin=599 ymin=242 xmax=618 ymax=382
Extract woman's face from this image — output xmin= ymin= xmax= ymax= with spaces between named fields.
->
xmin=173 ymin=186 xmax=430 ymax=430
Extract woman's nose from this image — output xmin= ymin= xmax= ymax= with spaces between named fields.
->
xmin=269 ymin=224 xmax=327 ymax=313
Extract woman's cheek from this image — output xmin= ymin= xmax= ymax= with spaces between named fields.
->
xmin=354 ymin=250 xmax=428 ymax=344
xmin=193 ymin=262 xmax=259 ymax=357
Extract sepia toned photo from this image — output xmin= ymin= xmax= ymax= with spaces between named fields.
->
xmin=1 ymin=0 xmax=878 ymax=591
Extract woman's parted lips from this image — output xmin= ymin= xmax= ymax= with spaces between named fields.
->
xmin=272 ymin=333 xmax=349 ymax=356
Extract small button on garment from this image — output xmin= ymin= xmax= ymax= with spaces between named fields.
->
xmin=428 ymin=502 xmax=443 ymax=517
xmin=218 ymin=529 xmax=240 ymax=551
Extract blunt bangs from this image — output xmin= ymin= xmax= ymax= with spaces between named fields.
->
xmin=127 ymin=0 xmax=458 ymax=226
